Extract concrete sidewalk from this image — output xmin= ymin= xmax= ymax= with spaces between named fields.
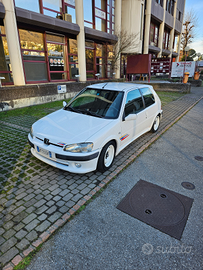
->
xmin=26 ymin=94 xmax=203 ymax=270
xmin=0 ymin=87 xmax=203 ymax=269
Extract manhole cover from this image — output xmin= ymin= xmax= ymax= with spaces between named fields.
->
xmin=195 ymin=156 xmax=203 ymax=161
xmin=117 ymin=180 xmax=194 ymax=240
xmin=181 ymin=182 xmax=195 ymax=190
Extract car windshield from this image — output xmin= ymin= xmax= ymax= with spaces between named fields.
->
xmin=65 ymin=88 xmax=124 ymax=119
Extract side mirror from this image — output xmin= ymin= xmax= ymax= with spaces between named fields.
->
xmin=63 ymin=101 xmax=67 ymax=107
xmin=125 ymin=114 xmax=137 ymax=121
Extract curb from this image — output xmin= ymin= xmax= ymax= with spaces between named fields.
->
xmin=3 ymin=96 xmax=203 ymax=270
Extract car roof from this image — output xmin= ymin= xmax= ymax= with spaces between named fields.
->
xmin=86 ymin=82 xmax=152 ymax=92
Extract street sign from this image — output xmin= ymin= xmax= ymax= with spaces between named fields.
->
xmin=171 ymin=62 xmax=196 ymax=77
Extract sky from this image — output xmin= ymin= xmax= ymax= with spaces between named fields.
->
xmin=185 ymin=0 xmax=203 ymax=54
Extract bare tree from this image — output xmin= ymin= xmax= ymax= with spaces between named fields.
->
xmin=108 ymin=30 xmax=139 ymax=75
xmin=181 ymin=10 xmax=198 ymax=53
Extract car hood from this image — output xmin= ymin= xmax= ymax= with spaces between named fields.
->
xmin=32 ymin=109 xmax=113 ymax=145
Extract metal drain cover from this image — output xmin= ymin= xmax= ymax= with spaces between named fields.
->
xmin=181 ymin=182 xmax=195 ymax=190
xmin=117 ymin=180 xmax=194 ymax=240
xmin=195 ymin=156 xmax=203 ymax=161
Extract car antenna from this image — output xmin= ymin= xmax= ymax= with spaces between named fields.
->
xmin=102 ymin=83 xmax=108 ymax=89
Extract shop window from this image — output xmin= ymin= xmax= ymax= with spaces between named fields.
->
xmin=46 ymin=33 xmax=67 ymax=81
xmin=14 ymin=0 xmax=40 ymax=13
xmin=96 ymin=44 xmax=106 ymax=78
xmin=19 ymin=29 xmax=48 ymax=82
xmin=85 ymin=41 xmax=95 ymax=79
xmin=107 ymin=44 xmax=114 ymax=78
xmin=42 ymin=0 xmax=63 ymax=18
xmin=68 ymin=39 xmax=78 ymax=80
xmin=0 ymin=26 xmax=13 ymax=84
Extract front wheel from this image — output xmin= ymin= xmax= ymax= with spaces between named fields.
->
xmin=97 ymin=141 xmax=116 ymax=172
xmin=151 ymin=115 xmax=160 ymax=133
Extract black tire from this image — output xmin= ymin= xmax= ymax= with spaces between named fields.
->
xmin=151 ymin=115 xmax=160 ymax=133
xmin=97 ymin=141 xmax=116 ymax=172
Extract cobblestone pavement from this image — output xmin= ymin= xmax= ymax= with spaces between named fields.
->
xmin=0 ymin=87 xmax=203 ymax=269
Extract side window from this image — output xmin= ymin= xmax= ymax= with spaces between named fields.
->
xmin=140 ymin=88 xmax=155 ymax=108
xmin=124 ymin=90 xmax=144 ymax=117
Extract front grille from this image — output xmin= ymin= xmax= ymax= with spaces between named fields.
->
xmin=36 ymin=137 xmax=63 ymax=148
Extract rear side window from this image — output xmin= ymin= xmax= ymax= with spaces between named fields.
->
xmin=125 ymin=89 xmax=144 ymax=117
xmin=140 ymin=87 xmax=155 ymax=108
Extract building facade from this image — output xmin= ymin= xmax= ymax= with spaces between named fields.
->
xmin=0 ymin=0 xmax=185 ymax=86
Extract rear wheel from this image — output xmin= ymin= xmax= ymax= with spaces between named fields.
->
xmin=151 ymin=115 xmax=160 ymax=132
xmin=97 ymin=141 xmax=115 ymax=172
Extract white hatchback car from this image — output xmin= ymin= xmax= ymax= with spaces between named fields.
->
xmin=28 ymin=82 xmax=162 ymax=174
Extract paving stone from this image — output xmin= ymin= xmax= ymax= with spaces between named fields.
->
xmin=35 ymin=220 xmax=51 ymax=232
xmin=56 ymin=200 xmax=65 ymax=207
xmin=0 ymin=247 xmax=19 ymax=265
xmin=25 ymin=219 xmax=40 ymax=232
xmin=26 ymin=206 xmax=36 ymax=214
xmin=66 ymin=179 xmax=75 ymax=185
xmin=24 ymin=198 xmax=37 ymax=208
xmin=0 ymin=228 xmax=5 ymax=235
xmin=26 ymin=188 xmax=34 ymax=194
xmin=38 ymin=214 xmax=47 ymax=221
xmin=46 ymin=205 xmax=57 ymax=215
xmin=0 ymin=236 xmax=5 ymax=245
xmin=1 ymin=237 xmax=18 ymax=253
xmin=65 ymin=200 xmax=75 ymax=208
xmin=51 ymin=188 xmax=62 ymax=196
xmin=59 ymin=205 xmax=69 ymax=213
xmin=80 ymin=187 xmax=91 ymax=195
xmin=12 ymin=206 xmax=25 ymax=216
xmin=35 ymin=205 xmax=48 ymax=215
xmin=53 ymin=195 xmax=61 ymax=202
xmin=34 ymin=199 xmax=46 ymax=208
xmin=46 ymin=200 xmax=55 ymax=207
xmin=13 ymin=211 xmax=28 ymax=223
xmin=48 ymin=184 xmax=59 ymax=191
xmin=35 ymin=194 xmax=43 ymax=200
xmin=42 ymin=190 xmax=50 ymax=196
xmin=69 ymin=183 xmax=78 ymax=190
xmin=15 ymin=229 xmax=27 ymax=239
xmin=22 ymin=213 xmax=37 ymax=224
xmin=15 ymin=192 xmax=27 ymax=201
xmin=63 ymin=193 xmax=73 ymax=202
xmin=13 ymin=222 xmax=24 ymax=232
xmin=71 ymin=194 xmax=83 ymax=202
xmin=48 ymin=212 xmax=62 ymax=223
xmin=3 ymin=221 xmax=14 ymax=231
xmin=71 ymin=189 xmax=79 ymax=195
xmin=34 ymin=189 xmax=41 ymax=195
xmin=44 ymin=194 xmax=52 ymax=201
xmin=16 ymin=238 xmax=30 ymax=250
xmin=26 ymin=230 xmax=38 ymax=242
xmin=3 ymin=229 xmax=16 ymax=240
xmin=59 ymin=189 xmax=70 ymax=197
xmin=23 ymin=193 xmax=35 ymax=201
xmin=77 ymin=183 xmax=87 ymax=190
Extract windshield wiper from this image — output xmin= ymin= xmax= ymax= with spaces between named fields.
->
xmin=65 ymin=106 xmax=82 ymax=114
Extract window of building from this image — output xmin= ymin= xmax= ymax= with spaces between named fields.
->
xmin=14 ymin=0 xmax=40 ymax=13
xmin=41 ymin=0 xmax=63 ymax=19
xmin=19 ymin=29 xmax=48 ymax=83
xmin=68 ymin=39 xmax=78 ymax=80
xmin=166 ymin=0 xmax=175 ymax=15
xmin=95 ymin=0 xmax=107 ymax=32
xmin=84 ymin=0 xmax=93 ymax=28
xmin=173 ymin=35 xmax=178 ymax=52
xmin=156 ymin=0 xmax=163 ymax=7
xmin=163 ymin=29 xmax=170 ymax=50
xmin=46 ymin=33 xmax=67 ymax=81
xmin=107 ymin=44 xmax=114 ymax=78
xmin=107 ymin=0 xmax=115 ymax=34
xmin=0 ymin=26 xmax=13 ymax=85
xmin=140 ymin=3 xmax=144 ymax=40
xmin=64 ymin=0 xmax=76 ymax=23
xmin=150 ymin=22 xmax=159 ymax=47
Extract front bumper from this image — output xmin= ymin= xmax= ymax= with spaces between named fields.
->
xmin=28 ymin=134 xmax=100 ymax=174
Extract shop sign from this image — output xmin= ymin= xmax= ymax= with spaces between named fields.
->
xmin=171 ymin=62 xmax=196 ymax=77
xmin=95 ymin=8 xmax=106 ymax=20
xmin=50 ymin=58 xmax=64 ymax=67
xmin=57 ymin=85 xmax=67 ymax=94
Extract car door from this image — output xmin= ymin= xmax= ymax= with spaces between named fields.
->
xmin=120 ymin=89 xmax=146 ymax=150
xmin=140 ymin=87 xmax=157 ymax=128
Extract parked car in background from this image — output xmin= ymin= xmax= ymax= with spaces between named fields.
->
xmin=28 ymin=82 xmax=162 ymax=174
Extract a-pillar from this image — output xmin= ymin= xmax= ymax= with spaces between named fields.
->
xmin=2 ymin=0 xmax=25 ymax=85
xmin=75 ymin=0 xmax=86 ymax=82
xmin=143 ymin=0 xmax=152 ymax=54
xmin=157 ymin=0 xmax=167 ymax=58
xmin=115 ymin=0 xmax=122 ymax=79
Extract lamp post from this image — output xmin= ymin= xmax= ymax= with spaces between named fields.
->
xmin=182 ymin=46 xmax=190 ymax=82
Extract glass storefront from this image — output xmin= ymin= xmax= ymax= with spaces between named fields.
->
xmin=0 ymin=26 xmax=13 ymax=84
xmin=86 ymin=41 xmax=95 ymax=79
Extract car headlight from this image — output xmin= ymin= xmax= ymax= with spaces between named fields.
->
xmin=64 ymin=143 xmax=93 ymax=153
xmin=30 ymin=127 xmax=34 ymax=138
